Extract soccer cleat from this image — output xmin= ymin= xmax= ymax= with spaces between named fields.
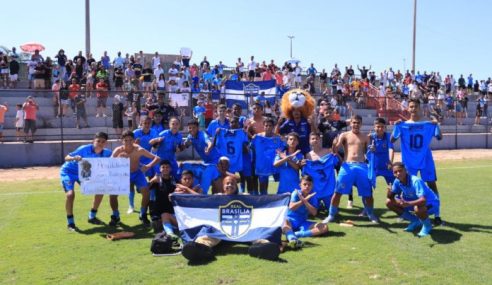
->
xmin=126 ymin=206 xmax=134 ymax=214
xmin=139 ymin=215 xmax=151 ymax=226
xmin=109 ymin=215 xmax=120 ymax=227
xmin=248 ymin=242 xmax=280 ymax=261
xmin=347 ymin=200 xmax=353 ymax=209
xmin=368 ymin=214 xmax=380 ymax=224
xmin=182 ymin=242 xmax=214 ymax=263
xmin=288 ymin=239 xmax=303 ymax=250
xmin=168 ymin=233 xmax=180 ymax=242
xmin=418 ymin=223 xmax=433 ymax=237
xmin=322 ymin=215 xmax=335 ymax=224
xmin=88 ymin=217 xmax=103 ymax=225
xmin=433 ymin=217 xmax=443 ymax=226
xmin=67 ymin=223 xmax=77 ymax=232
xmin=404 ymin=220 xmax=422 ymax=232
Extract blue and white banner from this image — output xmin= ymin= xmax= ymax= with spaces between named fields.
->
xmin=224 ymin=80 xmax=277 ymax=109
xmin=171 ymin=194 xmax=290 ymax=243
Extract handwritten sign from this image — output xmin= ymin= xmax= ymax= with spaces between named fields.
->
xmin=79 ymin=158 xmax=130 ymax=195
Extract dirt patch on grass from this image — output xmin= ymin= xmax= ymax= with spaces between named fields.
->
xmin=1 ymin=149 xmax=492 ymax=182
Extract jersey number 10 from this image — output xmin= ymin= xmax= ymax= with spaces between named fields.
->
xmin=409 ymin=134 xmax=423 ymax=149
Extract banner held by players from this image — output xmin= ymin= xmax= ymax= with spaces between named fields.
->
xmin=78 ymin=158 xmax=130 ymax=195
xmin=171 ymin=194 xmax=290 ymax=242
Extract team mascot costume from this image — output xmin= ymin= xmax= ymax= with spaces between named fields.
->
xmin=280 ymin=88 xmax=316 ymax=120
xmin=278 ymin=88 xmax=316 ymax=154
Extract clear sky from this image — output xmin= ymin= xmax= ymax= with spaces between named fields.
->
xmin=3 ymin=0 xmax=490 ymax=80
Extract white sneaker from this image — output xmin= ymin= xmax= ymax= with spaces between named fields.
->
xmin=127 ymin=206 xmax=134 ymax=214
xmin=96 ymin=114 xmax=101 ymax=118
xmin=322 ymin=215 xmax=335 ymax=224
xmin=102 ymin=114 xmax=108 ymax=118
xmin=347 ymin=200 xmax=353 ymax=209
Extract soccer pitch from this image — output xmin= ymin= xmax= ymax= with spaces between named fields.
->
xmin=1 ymin=159 xmax=491 ymax=285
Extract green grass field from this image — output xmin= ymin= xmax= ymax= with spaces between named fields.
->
xmin=1 ymin=159 xmax=491 ymax=285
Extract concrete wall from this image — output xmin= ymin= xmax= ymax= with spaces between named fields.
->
xmin=1 ymin=133 xmax=491 ymax=168
xmin=0 ymin=140 xmax=197 ymax=168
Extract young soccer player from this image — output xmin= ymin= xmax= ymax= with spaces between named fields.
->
xmin=149 ymin=160 xmax=176 ymax=233
xmin=206 ymin=104 xmax=230 ymax=137
xmin=302 ymin=133 xmax=339 ymax=210
xmin=184 ymin=120 xmax=220 ymax=164
xmin=209 ymin=116 xmax=249 ymax=192
xmin=283 ymin=175 xmax=329 ymax=249
xmin=323 ymin=115 xmax=378 ymax=223
xmin=59 ymin=132 xmax=112 ymax=231
xmin=129 ymin=117 xmax=159 ymax=213
xmin=391 ymin=98 xmax=443 ymax=225
xmin=273 ymin=132 xmax=303 ymax=194
xmin=160 ymin=169 xmax=202 ymax=239
xmin=251 ymin=117 xmax=284 ymax=195
xmin=386 ymin=162 xmax=440 ymax=237
xmin=111 ymin=131 xmax=160 ymax=226
xmin=367 ymin=117 xmax=395 ymax=189
xmin=150 ymin=117 xmax=184 ymax=179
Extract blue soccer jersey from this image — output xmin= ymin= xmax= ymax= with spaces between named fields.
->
xmin=274 ymin=151 xmax=304 ymax=194
xmin=60 ymin=144 xmax=112 ymax=176
xmin=392 ymin=121 xmax=440 ymax=170
xmin=134 ymin=128 xmax=158 ymax=165
xmin=287 ymin=189 xmax=319 ymax=223
xmin=155 ymin=130 xmax=183 ymax=176
xmin=252 ymin=135 xmax=284 ymax=176
xmin=186 ymin=131 xmax=220 ymax=164
xmin=302 ymin=154 xmax=339 ymax=198
xmin=206 ymin=119 xmax=230 ymax=137
xmin=279 ymin=118 xmax=311 ymax=154
xmin=391 ymin=174 xmax=439 ymax=204
xmin=369 ymin=132 xmax=393 ymax=170
xmin=215 ymin=128 xmax=248 ymax=173
xmin=179 ymin=162 xmax=219 ymax=195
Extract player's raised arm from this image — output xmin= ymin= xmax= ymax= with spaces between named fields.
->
xmin=140 ymin=148 xmax=160 ymax=173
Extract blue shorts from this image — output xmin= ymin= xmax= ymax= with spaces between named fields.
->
xmin=375 ymin=168 xmax=395 ymax=185
xmin=242 ymin=151 xmax=252 ymax=177
xmin=61 ymin=173 xmax=79 ymax=192
xmin=288 ymin=217 xmax=315 ymax=232
xmin=406 ymin=160 xmax=437 ymax=182
xmin=258 ymin=175 xmax=269 ymax=183
xmin=335 ymin=162 xmax=372 ymax=197
xmin=403 ymin=200 xmax=440 ymax=216
xmin=130 ymin=170 xmax=148 ymax=190
xmin=317 ymin=195 xmax=333 ymax=209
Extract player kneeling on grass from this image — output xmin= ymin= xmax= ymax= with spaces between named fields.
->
xmin=60 ymin=132 xmax=112 ymax=231
xmin=181 ymin=175 xmax=282 ymax=263
xmin=149 ymin=161 xmax=202 ymax=235
xmin=386 ymin=162 xmax=440 ymax=237
xmin=282 ymin=175 xmax=328 ymax=249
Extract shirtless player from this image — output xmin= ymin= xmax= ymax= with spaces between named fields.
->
xmin=323 ymin=115 xmax=379 ymax=223
xmin=111 ymin=130 xmax=160 ymax=226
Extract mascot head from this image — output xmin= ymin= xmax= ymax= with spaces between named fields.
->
xmin=281 ymin=88 xmax=315 ymax=119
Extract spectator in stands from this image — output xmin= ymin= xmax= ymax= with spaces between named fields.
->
xmin=9 ymin=56 xmax=19 ymax=89
xmin=0 ymin=55 xmax=9 ymax=88
xmin=0 ymin=102 xmax=7 ymax=142
xmin=74 ymin=89 xmax=90 ymax=129
xmin=68 ymin=78 xmax=81 ymax=115
xmin=110 ymin=95 xmax=123 ymax=136
xmin=95 ymin=78 xmax=109 ymax=117
xmin=358 ymin=65 xmax=371 ymax=80
xmin=22 ymin=96 xmax=38 ymax=143
xmin=15 ymin=104 xmax=24 ymax=141
xmin=113 ymin=67 xmax=124 ymax=92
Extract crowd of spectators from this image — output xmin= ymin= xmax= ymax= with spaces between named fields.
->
xmin=1 ymin=47 xmax=492 ymax=138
